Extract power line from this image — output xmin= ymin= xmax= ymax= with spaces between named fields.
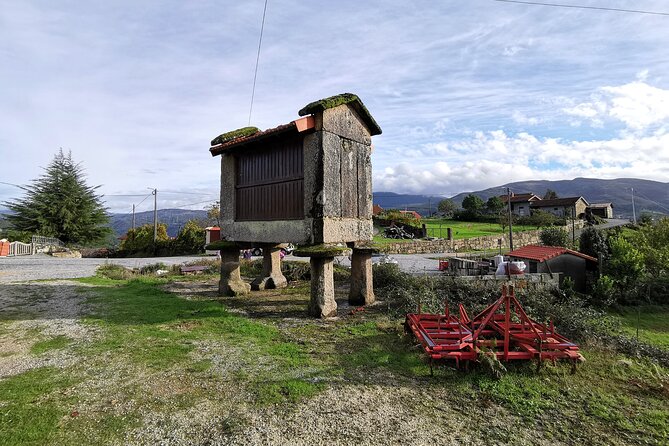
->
xmin=631 ymin=189 xmax=669 ymax=214
xmin=492 ymin=0 xmax=669 ymax=16
xmin=248 ymin=0 xmax=269 ymax=126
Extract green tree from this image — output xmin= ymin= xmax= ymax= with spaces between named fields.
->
xmin=540 ymin=227 xmax=568 ymax=247
xmin=437 ymin=199 xmax=457 ymax=216
xmin=3 ymin=150 xmax=110 ymax=245
xmin=120 ymin=223 xmax=169 ymax=254
xmin=633 ymin=218 xmax=669 ymax=277
xmin=527 ymin=210 xmax=558 ymax=228
xmin=173 ymin=220 xmax=205 ymax=255
xmin=206 ymin=201 xmax=221 ymax=226
xmin=486 ymin=196 xmax=505 ymax=215
xmin=461 ymin=194 xmax=485 ymax=216
xmin=543 ymin=189 xmax=558 ymax=200
xmin=606 ymin=235 xmax=645 ymax=296
xmin=579 ymin=227 xmax=608 ymax=260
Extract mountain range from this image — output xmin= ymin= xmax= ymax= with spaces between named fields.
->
xmin=447 ymin=178 xmax=669 ymax=218
xmin=371 ymin=178 xmax=669 ymax=218
xmin=2 ymin=178 xmax=667 ymax=239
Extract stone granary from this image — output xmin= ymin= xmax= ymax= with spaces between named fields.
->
xmin=208 ymin=93 xmax=382 ymax=318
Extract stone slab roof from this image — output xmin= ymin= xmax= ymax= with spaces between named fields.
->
xmin=299 ymin=93 xmax=382 ymax=136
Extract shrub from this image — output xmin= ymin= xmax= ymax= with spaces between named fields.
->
xmin=282 ymin=261 xmax=311 ymax=281
xmin=240 ymin=259 xmax=263 ymax=277
xmin=579 ymin=226 xmax=608 ymax=261
xmin=138 ymin=262 xmax=169 ymax=275
xmin=540 ymin=227 xmax=568 ymax=247
xmin=96 ymin=263 xmax=134 ymax=280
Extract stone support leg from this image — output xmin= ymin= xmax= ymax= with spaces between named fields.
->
xmin=219 ymin=250 xmax=250 ymax=296
xmin=308 ymin=257 xmax=337 ymax=318
xmin=349 ymin=248 xmax=375 ymax=306
xmin=251 ymin=245 xmax=287 ymax=290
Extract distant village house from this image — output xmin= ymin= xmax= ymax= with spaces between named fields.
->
xmin=499 ymin=193 xmax=541 ymax=216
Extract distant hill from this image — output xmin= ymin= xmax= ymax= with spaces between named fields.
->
xmin=449 ymin=178 xmax=669 ymax=218
xmin=372 ymin=192 xmax=445 ymax=215
xmin=110 ymin=209 xmax=209 ymax=237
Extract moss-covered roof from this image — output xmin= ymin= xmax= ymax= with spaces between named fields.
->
xmin=293 ymin=244 xmax=351 ymax=258
xmin=210 ymin=126 xmax=259 ymax=146
xmin=205 ymin=240 xmax=239 ymax=251
xmin=298 ymin=93 xmax=382 ymax=136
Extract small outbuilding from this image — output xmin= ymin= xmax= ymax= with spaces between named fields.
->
xmin=587 ymin=203 xmax=614 ymax=219
xmin=209 ymin=93 xmax=381 ymax=317
xmin=500 ymin=193 xmax=541 ymax=217
xmin=507 ymin=244 xmax=597 ymax=291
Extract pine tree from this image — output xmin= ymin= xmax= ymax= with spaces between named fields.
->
xmin=3 ymin=149 xmax=110 ymax=245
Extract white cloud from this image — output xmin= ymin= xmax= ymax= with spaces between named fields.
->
xmin=563 ymin=80 xmax=669 ymax=132
xmin=374 ymin=129 xmax=669 ymax=196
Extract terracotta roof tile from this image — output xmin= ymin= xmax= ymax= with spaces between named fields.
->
xmin=210 ymin=122 xmax=297 ymax=156
xmin=508 ymin=244 xmax=597 ymax=263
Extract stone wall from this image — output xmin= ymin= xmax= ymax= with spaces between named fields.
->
xmin=379 ymin=221 xmax=585 ymax=254
xmin=443 ymin=273 xmax=561 ymax=291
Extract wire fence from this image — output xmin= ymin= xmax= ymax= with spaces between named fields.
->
xmin=32 ymin=235 xmax=64 ymax=247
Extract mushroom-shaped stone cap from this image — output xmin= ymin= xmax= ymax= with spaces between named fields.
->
xmin=210 ymin=126 xmax=259 ymax=146
xmin=298 ymin=93 xmax=382 ymax=136
xmin=205 ymin=240 xmax=240 ymax=252
xmin=293 ymin=244 xmax=351 ymax=258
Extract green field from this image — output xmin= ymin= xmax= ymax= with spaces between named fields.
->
xmin=612 ymin=306 xmax=669 ymax=349
xmin=374 ymin=218 xmax=538 ymax=244
xmin=423 ymin=218 xmax=537 ymax=239
xmin=1 ymin=271 xmax=667 ymax=445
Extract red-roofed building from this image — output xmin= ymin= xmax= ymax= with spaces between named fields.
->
xmin=400 ymin=210 xmax=421 ymax=220
xmin=508 ymin=244 xmax=597 ymax=291
xmin=372 ymin=204 xmax=384 ymax=216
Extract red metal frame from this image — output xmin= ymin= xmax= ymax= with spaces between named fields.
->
xmin=405 ymin=284 xmax=584 ymax=371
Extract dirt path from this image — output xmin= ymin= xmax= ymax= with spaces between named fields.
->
xmin=0 ymin=280 xmax=97 ymax=378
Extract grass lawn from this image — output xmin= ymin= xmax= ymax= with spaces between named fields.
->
xmin=612 ymin=305 xmax=669 ymax=350
xmin=0 ymin=274 xmax=667 ymax=445
xmin=422 ymin=218 xmax=538 ymax=239
xmin=373 ymin=219 xmax=539 ymax=245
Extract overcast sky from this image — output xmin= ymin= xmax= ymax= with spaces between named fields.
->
xmin=2 ymin=1 xmax=669 ymax=213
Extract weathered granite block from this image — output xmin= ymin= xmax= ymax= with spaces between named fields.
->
xmin=349 ymin=247 xmax=374 ymax=306
xmin=251 ymin=245 xmax=287 ymax=290
xmin=308 ymin=257 xmax=337 ymax=318
xmin=219 ymin=249 xmax=250 ymax=296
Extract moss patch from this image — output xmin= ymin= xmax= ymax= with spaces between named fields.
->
xmin=298 ymin=93 xmax=360 ymax=116
xmin=298 ymin=93 xmax=381 ymax=135
xmin=293 ymin=244 xmax=351 ymax=258
xmin=204 ymin=240 xmax=239 ymax=251
xmin=211 ymin=126 xmax=259 ymax=146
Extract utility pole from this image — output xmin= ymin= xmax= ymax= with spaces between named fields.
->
xmin=132 ymin=204 xmax=136 ymax=231
xmin=152 ymin=188 xmax=158 ymax=242
xmin=507 ymin=187 xmax=514 ymax=252
xmin=631 ymin=187 xmax=637 ymax=224
xmin=572 ymin=206 xmax=576 ymax=247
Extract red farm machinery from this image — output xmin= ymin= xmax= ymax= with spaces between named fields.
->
xmin=405 ymin=284 xmax=584 ymax=373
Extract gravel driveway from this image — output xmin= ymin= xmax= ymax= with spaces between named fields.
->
xmin=0 ymin=254 xmax=206 ymax=283
xmin=0 ymin=252 xmax=457 ymax=283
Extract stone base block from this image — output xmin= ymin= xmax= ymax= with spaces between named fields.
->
xmin=308 ymin=257 xmax=337 ymax=318
xmin=349 ymin=248 xmax=374 ymax=306
xmin=218 ymin=250 xmax=250 ymax=297
xmin=251 ymin=245 xmax=287 ymax=290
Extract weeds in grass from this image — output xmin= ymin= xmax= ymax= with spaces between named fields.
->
xmin=0 ymin=367 xmax=78 ymax=446
xmin=30 ymin=335 xmax=72 ymax=355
